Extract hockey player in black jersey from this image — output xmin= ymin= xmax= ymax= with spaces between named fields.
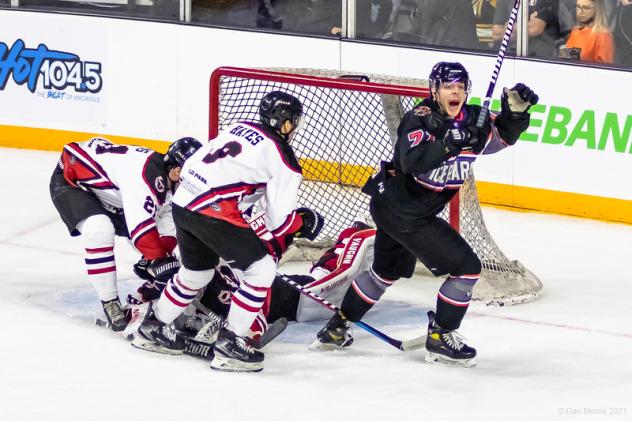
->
xmin=312 ymin=62 xmax=539 ymax=366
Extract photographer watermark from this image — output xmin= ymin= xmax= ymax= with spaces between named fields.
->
xmin=557 ymin=407 xmax=627 ymax=416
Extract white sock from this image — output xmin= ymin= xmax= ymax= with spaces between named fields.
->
xmin=154 ymin=267 xmax=213 ymax=324
xmin=78 ymin=215 xmax=117 ymax=302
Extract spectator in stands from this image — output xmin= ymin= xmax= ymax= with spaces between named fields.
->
xmin=558 ymin=0 xmax=618 ymax=36
xmin=404 ymin=0 xmax=479 ymax=49
xmin=493 ymin=0 xmax=564 ymax=58
xmin=314 ymin=0 xmax=394 ymax=38
xmin=565 ymin=0 xmax=615 ymax=62
xmin=613 ymin=0 xmax=632 ymax=66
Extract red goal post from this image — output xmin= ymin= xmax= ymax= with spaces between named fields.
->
xmin=208 ymin=66 xmax=542 ymax=305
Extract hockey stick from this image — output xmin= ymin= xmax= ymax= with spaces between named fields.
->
xmin=476 ymin=0 xmax=521 ymax=128
xmin=277 ymin=274 xmax=427 ymax=352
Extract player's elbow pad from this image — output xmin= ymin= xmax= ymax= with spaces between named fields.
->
xmin=494 ymin=112 xmax=530 ymax=145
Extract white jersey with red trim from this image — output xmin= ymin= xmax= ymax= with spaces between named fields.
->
xmin=173 ymin=122 xmax=303 ymax=234
xmin=59 ymin=138 xmax=170 ymax=258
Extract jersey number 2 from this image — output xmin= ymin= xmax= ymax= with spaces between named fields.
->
xmin=202 ymin=141 xmax=242 ymax=164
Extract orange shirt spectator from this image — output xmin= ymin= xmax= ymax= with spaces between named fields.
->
xmin=564 ymin=0 xmax=615 ymax=63
xmin=566 ymin=25 xmax=615 ymax=62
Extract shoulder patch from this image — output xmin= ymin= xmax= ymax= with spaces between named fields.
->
xmin=413 ymin=106 xmax=432 ymax=117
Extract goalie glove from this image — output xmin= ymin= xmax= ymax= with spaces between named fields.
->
xmin=295 ymin=207 xmax=324 ymax=241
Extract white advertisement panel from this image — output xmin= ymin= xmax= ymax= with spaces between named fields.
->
xmin=341 ymin=42 xmax=632 ymax=200
xmin=0 ymin=12 xmax=108 ymax=129
xmin=1 ymin=9 xmax=631 ymax=206
xmin=0 ymin=11 xmax=340 ymax=141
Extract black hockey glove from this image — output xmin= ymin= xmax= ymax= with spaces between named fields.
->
xmin=295 ymin=207 xmax=325 ymax=241
xmin=496 ymin=83 xmax=539 ymax=145
xmin=501 ymin=83 xmax=539 ymax=114
xmin=133 ymin=257 xmax=153 ymax=281
xmin=442 ymin=127 xmax=470 ymax=157
xmin=137 ymin=279 xmax=169 ymax=302
xmin=146 ymin=256 xmax=180 ymax=282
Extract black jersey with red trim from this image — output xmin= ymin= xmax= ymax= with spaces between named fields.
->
xmin=59 ymin=137 xmax=170 ymax=259
xmin=173 ymin=122 xmax=303 ymax=234
xmin=369 ymin=98 xmax=520 ymax=221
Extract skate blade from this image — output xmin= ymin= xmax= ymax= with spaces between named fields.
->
xmin=308 ymin=339 xmax=349 ymax=351
xmin=425 ymin=352 xmax=476 ymax=367
xmin=96 ymin=317 xmax=132 ymax=337
xmin=210 ymin=355 xmax=263 ymax=373
xmin=131 ymin=337 xmax=183 ymax=355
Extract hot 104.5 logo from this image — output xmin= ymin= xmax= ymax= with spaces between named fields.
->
xmin=0 ymin=39 xmax=103 ymax=94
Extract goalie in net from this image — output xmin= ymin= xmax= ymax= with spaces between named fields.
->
xmin=125 ymin=217 xmax=376 ymax=356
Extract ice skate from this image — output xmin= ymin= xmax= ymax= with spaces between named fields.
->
xmin=210 ymin=327 xmax=264 ymax=372
xmin=101 ymin=298 xmax=128 ymax=332
xmin=132 ymin=302 xmax=185 ymax=355
xmin=424 ymin=311 xmax=476 ymax=367
xmin=309 ymin=311 xmax=353 ymax=351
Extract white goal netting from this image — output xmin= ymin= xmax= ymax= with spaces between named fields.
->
xmin=209 ymin=66 xmax=542 ymax=305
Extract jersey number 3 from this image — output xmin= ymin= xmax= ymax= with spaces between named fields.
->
xmin=202 ymin=141 xmax=242 ymax=164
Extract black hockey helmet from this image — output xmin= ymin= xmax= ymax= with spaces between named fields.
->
xmin=428 ymin=62 xmax=472 ymax=96
xmin=259 ymin=91 xmax=304 ymax=134
xmin=164 ymin=137 xmax=203 ymax=169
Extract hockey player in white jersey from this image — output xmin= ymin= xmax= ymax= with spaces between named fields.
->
xmin=49 ymin=136 xmax=202 ymax=331
xmin=129 ymin=219 xmax=374 ymax=358
xmin=134 ymin=91 xmax=323 ymax=372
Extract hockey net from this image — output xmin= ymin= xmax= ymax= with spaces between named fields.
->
xmin=209 ymin=66 xmax=542 ymax=305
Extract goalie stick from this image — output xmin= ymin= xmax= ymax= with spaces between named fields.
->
xmin=277 ymin=274 xmax=427 ymax=352
xmin=476 ymin=0 xmax=521 ymax=128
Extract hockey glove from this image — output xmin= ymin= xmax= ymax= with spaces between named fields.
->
xmin=265 ymin=234 xmax=295 ymax=263
xmin=137 ymin=279 xmax=169 ymax=302
xmin=133 ymin=257 xmax=153 ymax=281
xmin=465 ymin=116 xmax=492 ymax=155
xmin=501 ymin=83 xmax=539 ymax=113
xmin=442 ymin=127 xmax=470 ymax=157
xmin=146 ymin=256 xmax=181 ymax=282
xmin=496 ymin=83 xmax=538 ymax=145
xmin=295 ymin=207 xmax=325 ymax=241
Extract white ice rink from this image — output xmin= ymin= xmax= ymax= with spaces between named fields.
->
xmin=1 ymin=147 xmax=631 ymax=421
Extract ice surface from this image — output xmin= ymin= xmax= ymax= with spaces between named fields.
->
xmin=1 ymin=148 xmax=631 ymax=421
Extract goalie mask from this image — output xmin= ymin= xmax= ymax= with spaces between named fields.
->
xmin=259 ymin=91 xmax=304 ymax=138
xmin=164 ymin=137 xmax=203 ymax=169
xmin=428 ymin=62 xmax=472 ymax=99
